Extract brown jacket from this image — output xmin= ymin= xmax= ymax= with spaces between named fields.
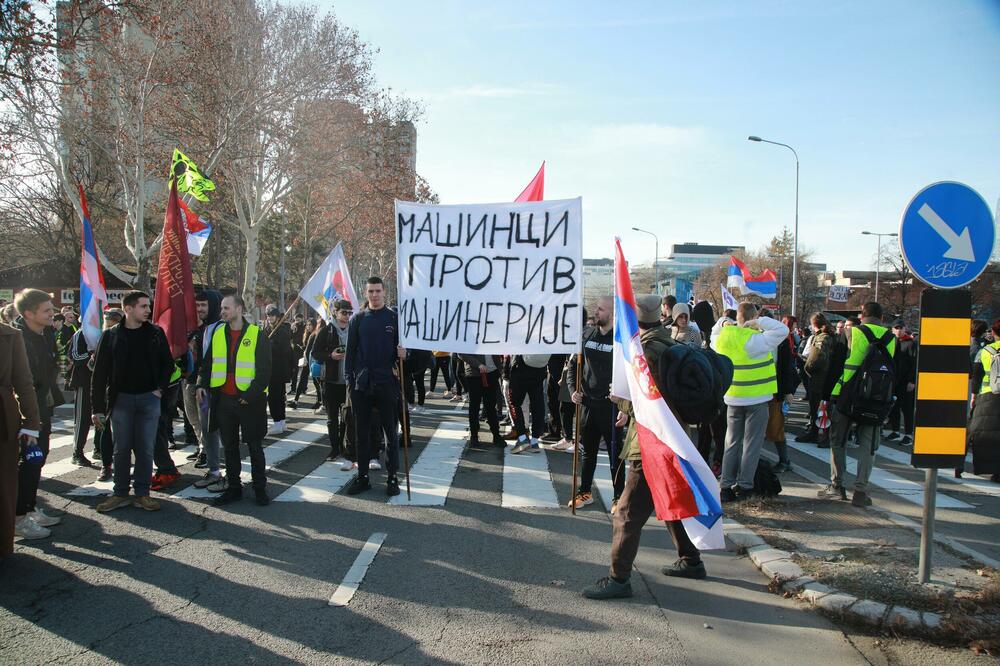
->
xmin=1 ymin=322 xmax=40 ymax=557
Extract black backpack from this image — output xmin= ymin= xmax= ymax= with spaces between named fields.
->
xmin=657 ymin=344 xmax=734 ymax=425
xmin=754 ymin=459 xmax=782 ymax=497
xmin=838 ymin=326 xmax=896 ymax=425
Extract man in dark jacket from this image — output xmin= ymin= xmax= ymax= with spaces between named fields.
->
xmin=183 ymin=290 xmax=224 ymax=490
xmin=312 ymin=299 xmax=352 ymax=461
xmin=567 ymin=295 xmax=621 ymax=510
xmin=198 ymin=294 xmax=272 ymax=506
xmin=12 ymin=290 xmax=60 ymax=536
xmin=91 ymin=291 xmax=174 ymax=513
xmin=884 ymin=319 xmax=916 ymax=446
xmin=263 ymin=304 xmax=293 ymax=434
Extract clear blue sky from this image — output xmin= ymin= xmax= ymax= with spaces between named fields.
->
xmin=323 ymin=0 xmax=1000 ymax=271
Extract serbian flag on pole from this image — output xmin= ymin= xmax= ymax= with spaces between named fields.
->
xmin=726 ymin=256 xmax=777 ymax=298
xmin=178 ymin=198 xmax=212 ymax=256
xmin=78 ymin=185 xmax=108 ymax=348
xmin=299 ymin=242 xmax=358 ymax=324
xmin=514 ymin=161 xmax=545 ymax=202
xmin=153 ymin=179 xmax=198 ymax=359
xmin=612 ymin=238 xmax=724 ymax=550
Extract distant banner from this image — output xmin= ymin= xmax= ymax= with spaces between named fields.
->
xmin=828 ymin=285 xmax=850 ymax=302
xmin=395 ymin=198 xmax=583 ymax=354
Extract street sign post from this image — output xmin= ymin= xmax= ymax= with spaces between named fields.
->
xmin=900 ymin=181 xmax=995 ymax=584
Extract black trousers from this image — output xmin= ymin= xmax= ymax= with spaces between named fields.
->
xmin=352 ymin=383 xmax=400 ymax=477
xmin=218 ymin=394 xmax=266 ymax=492
xmin=430 ymin=356 xmax=452 ymax=392
xmin=546 ymin=355 xmax=567 ymax=435
xmin=887 ymin=388 xmax=915 ymax=435
xmin=579 ymin=398 xmax=626 ymax=500
xmin=405 ymin=363 xmax=428 ymax=406
xmin=73 ymin=385 xmax=93 ymax=457
xmin=16 ymin=414 xmax=51 ymax=515
xmin=450 ymin=356 xmax=465 ymax=396
xmin=153 ymin=383 xmax=181 ymax=474
xmin=268 ymin=376 xmax=286 ymax=422
xmin=697 ymin=411 xmax=726 ymax=466
xmin=510 ymin=373 xmax=545 ymax=438
xmin=323 ymin=383 xmax=347 ymax=457
xmin=560 ymin=402 xmax=576 ymax=440
xmin=465 ymin=371 xmax=500 ymax=439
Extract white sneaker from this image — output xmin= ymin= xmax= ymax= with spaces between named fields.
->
xmin=267 ymin=420 xmax=287 ymax=435
xmin=412 ymin=405 xmax=425 ymax=414
xmin=530 ymin=438 xmax=542 ymax=452
xmin=341 ymin=461 xmax=357 ymax=472
xmin=552 ymin=438 xmax=571 ymax=451
xmin=15 ymin=516 xmax=51 ymax=540
xmin=28 ymin=509 xmax=61 ymax=527
xmin=369 ymin=459 xmax=382 ymax=471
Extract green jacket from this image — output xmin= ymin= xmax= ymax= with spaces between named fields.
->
xmin=614 ymin=323 xmax=676 ymax=461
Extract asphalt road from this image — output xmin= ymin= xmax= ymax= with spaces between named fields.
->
xmin=0 ymin=394 xmax=988 ymax=664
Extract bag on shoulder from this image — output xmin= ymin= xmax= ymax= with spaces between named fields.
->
xmin=753 ymin=459 xmax=782 ymax=497
xmin=657 ymin=344 xmax=734 ymax=425
xmin=839 ymin=327 xmax=896 ymax=425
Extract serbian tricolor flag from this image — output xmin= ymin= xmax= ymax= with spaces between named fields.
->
xmin=178 ymin=198 xmax=212 ymax=256
xmin=153 ymin=179 xmax=198 ymax=359
xmin=726 ymin=256 xmax=777 ymax=298
xmin=612 ymin=238 xmax=724 ymax=550
xmin=514 ymin=162 xmax=545 ymax=202
xmin=78 ymin=185 xmax=108 ymax=348
xmin=299 ymin=242 xmax=358 ymax=324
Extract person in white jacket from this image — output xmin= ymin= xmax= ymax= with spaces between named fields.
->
xmin=711 ymin=302 xmax=789 ymax=501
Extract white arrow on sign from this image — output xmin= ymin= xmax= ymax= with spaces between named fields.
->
xmin=917 ymin=203 xmax=976 ymax=262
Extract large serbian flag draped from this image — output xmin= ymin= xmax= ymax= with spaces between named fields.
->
xmin=514 ymin=161 xmax=545 ymax=202
xmin=612 ymin=238 xmax=724 ymax=550
xmin=153 ymin=180 xmax=198 ymax=359
xmin=78 ymin=185 xmax=108 ymax=348
xmin=299 ymin=242 xmax=358 ymax=324
xmin=726 ymin=256 xmax=777 ymax=299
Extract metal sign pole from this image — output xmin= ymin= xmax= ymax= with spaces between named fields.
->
xmin=917 ymin=469 xmax=937 ymax=583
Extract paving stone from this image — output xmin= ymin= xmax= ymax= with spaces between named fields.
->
xmin=760 ymin=558 xmax=804 ymax=581
xmin=723 ymin=523 xmax=766 ymax=549
xmin=886 ymin=605 xmax=922 ymax=630
xmin=800 ymin=582 xmax=834 ymax=603
xmin=780 ymin=575 xmax=815 ymax=592
xmin=921 ymin=611 xmax=943 ymax=631
xmin=748 ymin=547 xmax=789 ymax=567
xmin=815 ymin=592 xmax=857 ymax=613
xmin=847 ymin=600 xmax=888 ymax=626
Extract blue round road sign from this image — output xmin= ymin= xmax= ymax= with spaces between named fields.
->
xmin=899 ymin=181 xmax=995 ymax=289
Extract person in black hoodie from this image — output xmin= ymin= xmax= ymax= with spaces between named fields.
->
xmin=183 ymin=290 xmax=225 ymax=490
xmin=567 ymin=295 xmax=617 ymax=510
xmin=91 ymin=291 xmax=174 ymax=513
xmin=263 ymin=304 xmax=293 ymax=434
xmin=12 ymin=290 xmax=61 ymax=536
xmin=312 ymin=300 xmax=352 ymax=461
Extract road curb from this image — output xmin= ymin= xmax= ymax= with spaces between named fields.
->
xmin=723 ymin=518 xmax=940 ymax=635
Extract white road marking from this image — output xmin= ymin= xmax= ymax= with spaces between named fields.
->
xmin=389 ymin=422 xmax=467 ymax=506
xmin=593 ymin=451 xmax=616 ymax=513
xmin=874 ymin=444 xmax=1000 ymax=498
xmin=328 ymin=532 xmax=387 ymax=607
xmin=502 ymin=445 xmax=558 ymax=508
xmin=274 ymin=461 xmax=351 ymax=502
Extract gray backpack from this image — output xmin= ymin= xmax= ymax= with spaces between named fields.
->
xmin=983 ymin=346 xmax=1000 ymax=394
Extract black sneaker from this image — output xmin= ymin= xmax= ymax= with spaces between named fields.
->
xmin=816 ymin=436 xmax=831 ymax=449
xmin=734 ymin=486 xmax=759 ymax=501
xmin=899 ymin=435 xmax=912 ymax=446
xmin=720 ymin=487 xmax=737 ymax=503
xmin=850 ymin=491 xmax=872 ymax=507
xmin=795 ymin=429 xmax=818 ymax=443
xmin=185 ymin=450 xmax=200 ymax=461
xmin=386 ymin=476 xmax=400 ymax=497
xmin=255 ymin=490 xmax=270 ymax=506
xmin=213 ymin=489 xmax=242 ymax=506
xmin=883 ymin=431 xmax=900 ymax=441
xmin=194 ymin=454 xmax=208 ymax=469
xmin=817 ymin=484 xmax=847 ymax=500
xmin=662 ymin=559 xmax=707 ymax=580
xmin=72 ymin=454 xmax=94 ymax=468
xmin=582 ymin=576 xmax=633 ymax=600
xmin=346 ymin=474 xmax=371 ymax=495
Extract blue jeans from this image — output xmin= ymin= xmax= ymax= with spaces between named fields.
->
xmin=110 ymin=391 xmax=161 ymax=497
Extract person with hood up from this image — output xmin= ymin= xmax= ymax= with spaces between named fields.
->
xmin=669 ymin=302 xmax=702 ymax=348
xmin=185 ymin=290 xmax=227 ymax=492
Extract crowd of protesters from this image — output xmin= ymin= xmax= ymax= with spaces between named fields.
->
xmin=3 ymin=283 xmax=999 ymax=576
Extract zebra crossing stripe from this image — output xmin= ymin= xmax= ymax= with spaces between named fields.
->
xmin=389 ymin=422 xmax=467 ymax=506
xmin=175 ymin=422 xmax=328 ymax=499
xmin=274 ymin=461 xmax=351 ymax=502
xmin=502 ymin=446 xmax=559 ymax=508
xmin=786 ymin=440 xmax=973 ymax=509
xmin=593 ymin=452 xmax=616 ymax=512
xmin=875 ymin=444 xmax=1000 ymax=499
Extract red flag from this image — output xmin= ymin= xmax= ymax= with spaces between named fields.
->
xmin=514 ymin=161 xmax=545 ymax=202
xmin=153 ymin=180 xmax=198 ymax=358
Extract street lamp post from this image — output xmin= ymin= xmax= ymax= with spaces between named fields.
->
xmin=632 ymin=226 xmax=659 ymax=294
xmin=861 ymin=231 xmax=898 ymax=303
xmin=748 ymin=135 xmax=799 ymax=317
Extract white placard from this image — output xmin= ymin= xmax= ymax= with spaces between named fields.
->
xmin=60 ymin=289 xmax=76 ymax=303
xmin=395 ymin=198 xmax=583 ymax=354
xmin=828 ymin=285 xmax=849 ymax=302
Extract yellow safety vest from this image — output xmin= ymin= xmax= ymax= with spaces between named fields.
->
xmin=210 ymin=323 xmax=264 ymax=392
xmin=979 ymin=341 xmax=1000 ymax=394
xmin=715 ymin=326 xmax=777 ymax=398
xmin=169 ymin=362 xmax=181 ymax=384
xmin=832 ymin=323 xmax=895 ymax=397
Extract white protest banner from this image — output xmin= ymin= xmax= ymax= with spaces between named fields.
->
xmin=828 ymin=285 xmax=849 ymax=302
xmin=395 ymin=197 xmax=582 ymax=354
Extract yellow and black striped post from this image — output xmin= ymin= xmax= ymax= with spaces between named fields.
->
xmin=911 ymin=288 xmax=971 ymax=469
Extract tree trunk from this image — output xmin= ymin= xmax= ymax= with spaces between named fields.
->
xmin=242 ymin=225 xmax=260 ymax=309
